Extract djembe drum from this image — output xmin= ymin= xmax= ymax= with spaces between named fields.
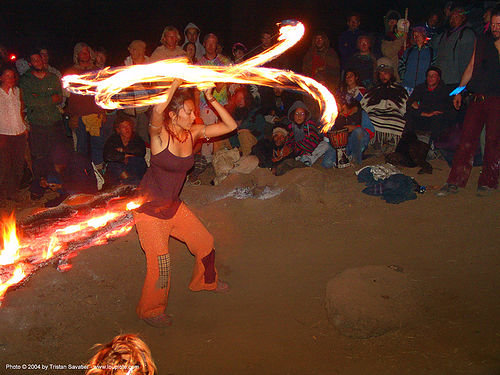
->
xmin=328 ymin=128 xmax=351 ymax=168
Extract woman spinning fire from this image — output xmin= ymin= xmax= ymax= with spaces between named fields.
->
xmin=133 ymin=79 xmax=236 ymax=327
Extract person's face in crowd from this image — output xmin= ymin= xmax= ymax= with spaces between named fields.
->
xmin=129 ymin=43 xmax=146 ymax=62
xmin=449 ymin=10 xmax=466 ymax=29
xmin=186 ymin=28 xmax=199 ymax=43
xmin=261 ymin=33 xmax=273 ymax=48
xmin=39 ymin=49 xmax=50 ymax=66
xmin=30 ymin=54 xmax=45 ymax=71
xmin=272 ymin=132 xmax=287 ymax=147
xmin=232 ymin=90 xmax=246 ymax=108
xmin=185 ymin=43 xmax=196 ymax=60
xmin=483 ymin=9 xmax=492 ymax=24
xmin=233 ymin=48 xmax=245 ymax=62
xmin=1 ymin=69 xmax=16 ymax=89
xmin=428 ymin=14 xmax=440 ymax=28
xmin=78 ymin=47 xmax=91 ymax=64
xmin=378 ymin=70 xmax=392 ymax=84
xmin=164 ymin=31 xmax=179 ymax=49
xmin=345 ymin=71 xmax=357 ymax=87
xmin=388 ymin=18 xmax=398 ymax=30
xmin=413 ymin=31 xmax=426 ymax=46
xmin=491 ymin=15 xmax=500 ymax=40
xmin=347 ymin=15 xmax=360 ymax=30
xmin=117 ymin=121 xmax=134 ymax=142
xmin=358 ymin=37 xmax=371 ymax=53
xmin=293 ymin=107 xmax=307 ymax=125
xmin=96 ymin=52 xmax=106 ymax=67
xmin=273 ymin=87 xmax=283 ymax=96
xmin=204 ymin=36 xmax=218 ymax=56
xmin=172 ymin=99 xmax=196 ymax=130
xmin=314 ymin=35 xmax=326 ymax=50
xmin=426 ymin=70 xmax=440 ymax=88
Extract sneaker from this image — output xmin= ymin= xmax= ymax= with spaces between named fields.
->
xmin=476 ymin=186 xmax=494 ymax=197
xmin=436 ymin=183 xmax=459 ymax=197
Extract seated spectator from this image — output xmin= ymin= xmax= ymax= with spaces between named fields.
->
xmin=285 ymin=101 xmax=324 ymax=166
xmin=398 ymin=27 xmax=435 ymax=94
xmin=303 ymin=31 xmax=340 ymax=91
xmin=85 ymin=334 xmax=156 ymax=375
xmin=336 ymin=69 xmax=366 ymax=106
xmin=0 ymin=65 xmax=28 ymax=203
xmin=251 ymin=126 xmax=294 ymax=170
xmin=386 ymin=66 xmax=451 ymax=173
xmin=344 ymin=35 xmax=377 ymax=89
xmin=361 ymin=57 xmax=409 ymax=152
xmin=103 ymin=117 xmax=147 ymax=186
xmin=260 ymin=87 xmax=299 ymax=124
xmin=30 ymin=143 xmax=98 ymax=207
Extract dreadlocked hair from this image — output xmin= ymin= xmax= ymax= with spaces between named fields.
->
xmin=85 ymin=334 xmax=157 ymax=375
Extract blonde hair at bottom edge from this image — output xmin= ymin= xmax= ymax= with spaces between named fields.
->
xmin=85 ymin=334 xmax=156 ymax=375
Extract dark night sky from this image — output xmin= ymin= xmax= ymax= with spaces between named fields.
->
xmin=1 ymin=0 xmax=473 ymax=71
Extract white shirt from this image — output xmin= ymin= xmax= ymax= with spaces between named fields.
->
xmin=0 ymin=87 xmax=27 ymax=135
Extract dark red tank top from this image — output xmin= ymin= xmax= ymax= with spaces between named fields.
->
xmin=137 ymin=132 xmax=194 ymax=219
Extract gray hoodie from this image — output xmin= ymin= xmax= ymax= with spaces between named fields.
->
xmin=182 ymin=22 xmax=205 ymax=61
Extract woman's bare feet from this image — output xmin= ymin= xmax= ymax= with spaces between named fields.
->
xmin=214 ymin=280 xmax=230 ymax=293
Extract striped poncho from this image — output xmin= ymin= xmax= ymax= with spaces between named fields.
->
xmin=361 ymin=82 xmax=408 ymax=142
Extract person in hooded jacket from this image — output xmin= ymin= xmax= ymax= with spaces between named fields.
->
xmin=284 ymin=100 xmax=324 ymax=166
xmin=181 ymin=22 xmax=205 ymax=61
xmin=303 ymin=31 xmax=340 ymax=91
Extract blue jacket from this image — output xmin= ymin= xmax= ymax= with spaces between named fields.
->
xmin=398 ymin=45 xmax=435 ymax=89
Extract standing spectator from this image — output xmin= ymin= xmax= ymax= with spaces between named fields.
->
xmin=231 ymin=42 xmax=247 ymax=63
xmin=433 ymin=6 xmax=476 ymax=88
xmin=95 ymin=47 xmax=108 ymax=69
xmin=65 ymin=43 xmax=108 ymax=171
xmin=361 ymin=58 xmax=409 ymax=152
xmin=344 ymin=35 xmax=377 ymax=88
xmin=39 ymin=48 xmax=62 ymax=79
xmin=398 ymin=27 xmax=435 ymax=94
xmin=151 ymin=26 xmax=186 ymax=61
xmin=123 ymin=40 xmax=151 ymax=144
xmin=424 ymin=10 xmax=443 ymax=42
xmin=381 ymin=10 xmax=409 ymax=82
xmin=339 ymin=13 xmax=364 ymax=71
xmin=303 ymin=31 xmax=340 ymax=90
xmin=182 ymin=22 xmax=205 ymax=61
xmin=183 ymin=42 xmax=197 ymax=63
xmin=124 ymin=40 xmax=150 ymax=66
xmin=20 ymin=51 xmax=66 ymax=164
xmin=255 ymin=27 xmax=289 ymax=69
xmin=438 ymin=7 xmax=500 ymax=197
xmin=0 ymin=65 xmax=27 ymax=203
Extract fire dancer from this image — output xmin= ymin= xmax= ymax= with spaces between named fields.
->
xmin=133 ymin=79 xmax=237 ymax=327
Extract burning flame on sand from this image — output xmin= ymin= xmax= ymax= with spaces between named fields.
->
xmin=0 ymin=197 xmax=143 ymax=303
xmin=63 ymin=20 xmax=338 ymax=133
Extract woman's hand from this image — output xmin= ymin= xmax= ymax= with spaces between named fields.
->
xmin=204 ymin=87 xmax=215 ymax=102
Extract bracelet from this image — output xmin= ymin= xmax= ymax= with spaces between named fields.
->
xmin=206 ymin=96 xmax=216 ymax=103
xmin=203 ymin=125 xmax=210 ymax=141
xmin=148 ymin=123 xmax=161 ymax=129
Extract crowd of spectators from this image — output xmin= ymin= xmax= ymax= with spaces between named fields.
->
xmin=0 ymin=1 xmax=499 ymax=206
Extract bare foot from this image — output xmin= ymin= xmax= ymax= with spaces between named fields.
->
xmin=142 ymin=313 xmax=173 ymax=328
xmin=214 ymin=280 xmax=230 ymax=293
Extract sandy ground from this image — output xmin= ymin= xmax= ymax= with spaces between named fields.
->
xmin=0 ymin=154 xmax=499 ymax=375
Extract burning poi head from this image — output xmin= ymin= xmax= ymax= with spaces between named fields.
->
xmin=62 ymin=20 xmax=338 ymax=133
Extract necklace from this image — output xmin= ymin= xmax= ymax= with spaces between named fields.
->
xmin=168 ymin=128 xmax=189 ymax=143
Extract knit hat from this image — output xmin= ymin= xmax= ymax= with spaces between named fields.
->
xmin=426 ymin=66 xmax=442 ymax=78
xmin=272 ymin=127 xmax=288 ymax=137
xmin=376 ymin=57 xmax=394 ymax=72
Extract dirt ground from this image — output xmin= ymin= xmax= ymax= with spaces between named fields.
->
xmin=0 ymin=155 xmax=499 ymax=375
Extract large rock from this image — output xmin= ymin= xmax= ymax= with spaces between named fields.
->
xmin=326 ymin=265 xmax=420 ymax=338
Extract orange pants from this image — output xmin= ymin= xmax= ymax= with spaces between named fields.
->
xmin=133 ymin=203 xmax=218 ymax=319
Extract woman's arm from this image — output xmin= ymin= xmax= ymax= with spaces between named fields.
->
xmin=193 ymin=88 xmax=237 ymax=141
xmin=149 ymin=78 xmax=183 ymax=137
